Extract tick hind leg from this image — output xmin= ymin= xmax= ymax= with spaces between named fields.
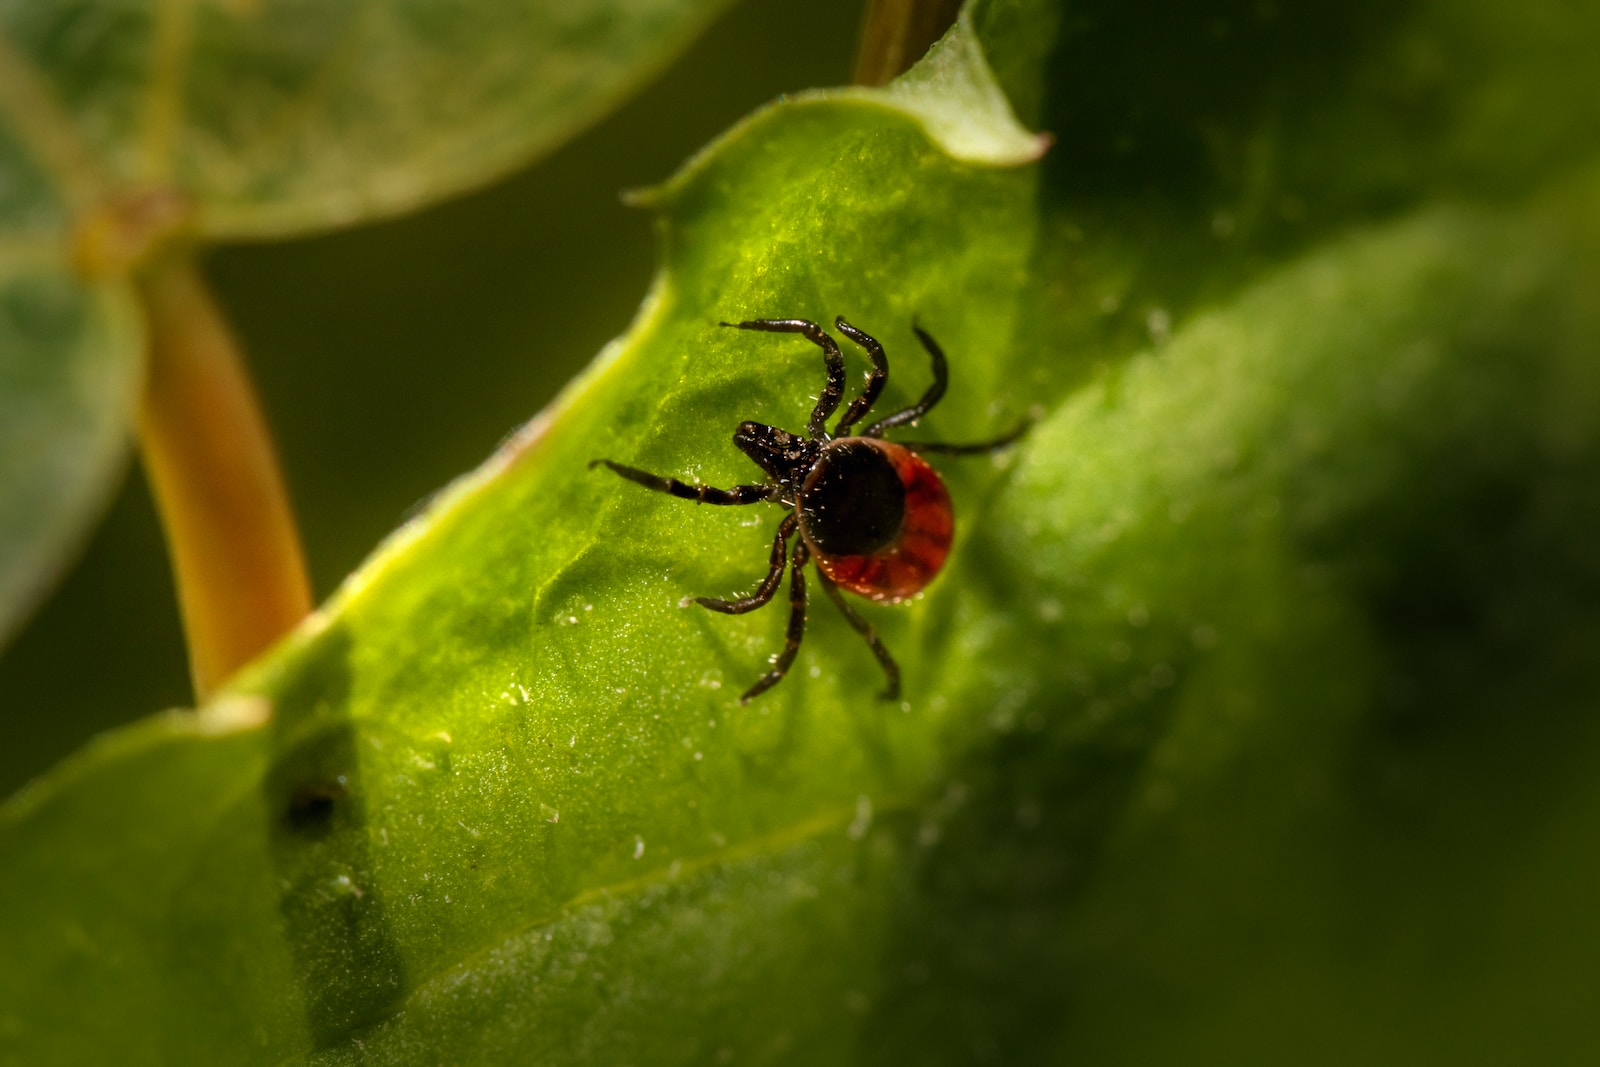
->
xmin=739 ymin=541 xmax=811 ymax=704
xmin=590 ymin=459 xmax=774 ymax=505
xmin=695 ymin=513 xmax=797 ymax=614
xmin=817 ymin=571 xmax=901 ymax=701
xmin=896 ymin=418 xmax=1032 ymax=455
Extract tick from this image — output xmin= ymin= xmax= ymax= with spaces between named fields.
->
xmin=592 ymin=316 xmax=1025 ymax=704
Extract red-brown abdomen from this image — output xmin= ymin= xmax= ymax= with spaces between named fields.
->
xmin=801 ymin=438 xmax=953 ymax=602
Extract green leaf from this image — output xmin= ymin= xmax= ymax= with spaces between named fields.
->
xmin=1012 ymin=189 xmax=1600 ymax=1064
xmin=0 ymin=0 xmax=738 ymax=653
xmin=0 ymin=255 xmax=139 ymax=648
xmin=8 ymin=0 xmax=1600 ymax=1062
xmin=0 ymin=34 xmax=143 ymax=650
xmin=0 ymin=0 xmax=739 ymax=238
xmin=2 ymin=11 xmax=1048 ymax=1062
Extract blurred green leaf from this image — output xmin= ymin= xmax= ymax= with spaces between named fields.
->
xmin=0 ymin=256 xmax=139 ymax=648
xmin=0 ymin=0 xmax=740 ymax=238
xmin=0 ymin=0 xmax=739 ymax=656
xmin=993 ymin=190 xmax=1600 ymax=1064
xmin=6 ymin=0 xmax=1600 ymax=1063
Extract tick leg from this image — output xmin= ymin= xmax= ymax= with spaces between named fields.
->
xmin=816 ymin=571 xmax=902 ymax=701
xmin=863 ymin=322 xmax=948 ymax=436
xmin=739 ymin=541 xmax=811 ymax=704
xmin=831 ymin=316 xmax=890 ymax=436
xmin=695 ymin=513 xmax=798 ymax=614
xmin=897 ymin=418 xmax=1032 ymax=455
xmin=721 ymin=319 xmax=845 ymax=439
xmin=590 ymin=459 xmax=774 ymax=504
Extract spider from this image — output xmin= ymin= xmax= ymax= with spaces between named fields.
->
xmin=592 ymin=316 xmax=1026 ymax=704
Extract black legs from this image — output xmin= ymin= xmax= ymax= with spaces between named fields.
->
xmin=897 ymin=418 xmax=1032 ymax=455
xmin=721 ymin=319 xmax=846 ymax=439
xmin=739 ymin=541 xmax=811 ymax=704
xmin=588 ymin=459 xmax=775 ymax=505
xmin=863 ymin=322 xmax=948 ymax=435
xmin=831 ymin=316 xmax=889 ymax=436
xmin=695 ymin=514 xmax=798 ymax=614
xmin=817 ymin=571 xmax=901 ymax=700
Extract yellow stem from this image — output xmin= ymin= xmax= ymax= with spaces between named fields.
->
xmin=136 ymin=254 xmax=311 ymax=698
xmin=853 ymin=0 xmax=963 ymax=86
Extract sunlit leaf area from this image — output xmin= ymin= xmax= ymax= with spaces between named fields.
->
xmin=4 ymin=0 xmax=1600 ymax=1062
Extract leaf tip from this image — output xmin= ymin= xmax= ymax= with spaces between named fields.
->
xmin=620 ymin=183 xmax=666 ymax=210
xmin=190 ymin=694 xmax=272 ymax=735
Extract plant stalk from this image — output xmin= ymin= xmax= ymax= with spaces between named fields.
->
xmin=135 ymin=254 xmax=311 ymax=698
xmin=854 ymin=0 xmax=963 ymax=86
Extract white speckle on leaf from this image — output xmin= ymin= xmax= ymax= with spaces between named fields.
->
xmin=1147 ymin=307 xmax=1172 ymax=344
xmin=633 ymin=836 xmax=645 ymax=859
xmin=846 ymin=795 xmax=873 ymax=840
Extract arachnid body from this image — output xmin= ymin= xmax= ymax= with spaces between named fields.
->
xmin=593 ymin=316 xmax=1025 ymax=703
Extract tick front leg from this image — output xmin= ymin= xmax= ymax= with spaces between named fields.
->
xmin=590 ymin=459 xmax=774 ymax=504
xmin=816 ymin=571 xmax=901 ymax=701
xmin=695 ymin=513 xmax=798 ymax=615
xmin=831 ymin=316 xmax=889 ymax=436
xmin=739 ymin=541 xmax=811 ymax=704
xmin=720 ymin=318 xmax=846 ymax=440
